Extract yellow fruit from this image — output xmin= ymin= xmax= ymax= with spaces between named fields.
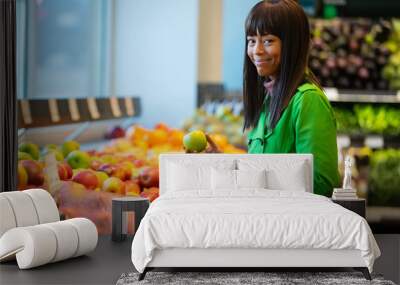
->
xmin=168 ymin=129 xmax=184 ymax=147
xmin=148 ymin=129 xmax=168 ymax=147
xmin=126 ymin=125 xmax=149 ymax=142
xmin=183 ymin=130 xmax=207 ymax=152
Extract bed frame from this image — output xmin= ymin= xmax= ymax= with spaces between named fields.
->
xmin=139 ymin=248 xmax=371 ymax=280
xmin=138 ymin=154 xmax=372 ymax=281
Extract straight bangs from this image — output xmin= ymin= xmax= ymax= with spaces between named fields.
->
xmin=243 ymin=1 xmax=285 ymax=130
xmin=243 ymin=0 xmax=319 ymax=132
xmin=245 ymin=2 xmax=283 ymax=39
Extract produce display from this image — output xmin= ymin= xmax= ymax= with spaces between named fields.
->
xmin=368 ymin=149 xmax=400 ymax=206
xmin=334 ymin=104 xmax=400 ymax=135
xmin=310 ymin=18 xmax=392 ymax=90
xmin=382 ymin=19 xmax=400 ymax=90
xmin=182 ymin=107 xmax=247 ymax=149
xmin=17 ymin=123 xmax=245 ymax=233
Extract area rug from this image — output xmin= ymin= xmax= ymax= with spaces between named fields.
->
xmin=116 ymin=271 xmax=396 ymax=285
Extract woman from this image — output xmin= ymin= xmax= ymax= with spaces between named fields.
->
xmin=243 ymin=0 xmax=340 ymax=197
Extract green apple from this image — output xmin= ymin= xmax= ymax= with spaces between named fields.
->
xmin=61 ymin=140 xmax=80 ymax=157
xmin=18 ymin=142 xmax=40 ymax=160
xmin=66 ymin=150 xmax=91 ymax=169
xmin=18 ymin=151 xmax=33 ymax=161
xmin=183 ymin=130 xmax=207 ymax=152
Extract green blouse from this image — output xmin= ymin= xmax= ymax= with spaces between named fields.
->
xmin=247 ymin=82 xmax=340 ymax=197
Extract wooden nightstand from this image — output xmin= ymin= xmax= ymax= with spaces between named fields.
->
xmin=331 ymin=198 xmax=366 ymax=218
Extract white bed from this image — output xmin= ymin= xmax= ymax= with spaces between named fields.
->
xmin=131 ymin=154 xmax=380 ymax=280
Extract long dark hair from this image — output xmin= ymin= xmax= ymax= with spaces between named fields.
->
xmin=243 ymin=0 xmax=321 ymax=131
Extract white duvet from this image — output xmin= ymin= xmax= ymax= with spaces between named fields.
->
xmin=131 ymin=190 xmax=380 ymax=273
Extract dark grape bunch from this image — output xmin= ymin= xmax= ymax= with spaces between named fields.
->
xmin=309 ymin=19 xmax=392 ymax=91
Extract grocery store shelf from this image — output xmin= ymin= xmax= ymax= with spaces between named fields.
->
xmin=19 ymin=119 xmax=130 ymax=147
xmin=325 ymin=88 xmax=400 ymax=104
xmin=18 ymin=97 xmax=141 ymax=129
xmin=337 ymin=134 xmax=400 ymax=148
xmin=198 ymin=87 xmax=400 ymax=105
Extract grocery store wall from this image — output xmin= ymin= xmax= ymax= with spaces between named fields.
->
xmin=114 ymin=0 xmax=198 ymax=129
xmin=222 ymin=0 xmax=259 ymax=91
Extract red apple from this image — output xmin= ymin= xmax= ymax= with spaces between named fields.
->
xmin=72 ymin=170 xmax=99 ymax=190
xmin=20 ymin=160 xmax=44 ymax=186
xmin=105 ymin=126 xmax=126 ymax=139
xmin=139 ymin=167 xmax=159 ymax=188
xmin=58 ymin=162 xmax=73 ymax=180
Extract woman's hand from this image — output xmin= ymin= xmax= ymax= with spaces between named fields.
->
xmin=204 ymin=134 xmax=222 ymax=153
xmin=184 ymin=133 xmax=221 ymax=153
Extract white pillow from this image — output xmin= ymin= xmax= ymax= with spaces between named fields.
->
xmin=167 ymin=162 xmax=211 ymax=191
xmin=266 ymin=165 xmax=307 ymax=191
xmin=237 ymin=159 xmax=309 ymax=191
xmin=166 ymin=160 xmax=236 ymax=192
xmin=236 ymin=169 xmax=267 ymax=189
xmin=211 ymin=168 xmax=236 ymax=190
xmin=211 ymin=169 xmax=267 ymax=190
